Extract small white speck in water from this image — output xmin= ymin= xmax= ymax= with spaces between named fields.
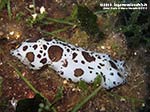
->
xmin=9 ymin=31 xmax=14 ymax=35
xmin=16 ymin=34 xmax=21 ymax=39
xmin=134 ymin=52 xmax=137 ymax=55
xmin=0 ymin=62 xmax=2 ymax=65
xmin=142 ymin=103 xmax=145 ymax=107
xmin=32 ymin=13 xmax=37 ymax=20
xmin=29 ymin=4 xmax=34 ymax=8
xmin=63 ymin=80 xmax=68 ymax=85
xmin=40 ymin=6 xmax=46 ymax=14
xmin=101 ymin=46 xmax=105 ymax=49
xmin=10 ymin=97 xmax=18 ymax=110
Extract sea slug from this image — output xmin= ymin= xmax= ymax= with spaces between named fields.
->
xmin=10 ymin=38 xmax=128 ymax=89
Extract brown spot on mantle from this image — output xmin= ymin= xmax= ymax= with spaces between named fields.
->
xmin=48 ymin=45 xmax=63 ymax=62
xmin=72 ymin=52 xmax=77 ymax=59
xmin=26 ymin=52 xmax=34 ymax=62
xmin=117 ymin=72 xmax=124 ymax=78
xmin=74 ymin=68 xmax=84 ymax=77
xmin=62 ymin=59 xmax=68 ymax=67
xmin=109 ymin=60 xmax=118 ymax=70
xmin=40 ymin=58 xmax=47 ymax=64
xmin=23 ymin=46 xmax=28 ymax=51
xmin=82 ymin=51 xmax=95 ymax=62
xmin=33 ymin=44 xmax=38 ymax=50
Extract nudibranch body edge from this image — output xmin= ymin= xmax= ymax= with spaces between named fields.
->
xmin=10 ymin=38 xmax=128 ymax=89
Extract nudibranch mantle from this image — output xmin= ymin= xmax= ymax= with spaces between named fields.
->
xmin=10 ymin=38 xmax=128 ymax=89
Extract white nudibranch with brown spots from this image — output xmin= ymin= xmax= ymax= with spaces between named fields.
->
xmin=10 ymin=38 xmax=128 ymax=89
